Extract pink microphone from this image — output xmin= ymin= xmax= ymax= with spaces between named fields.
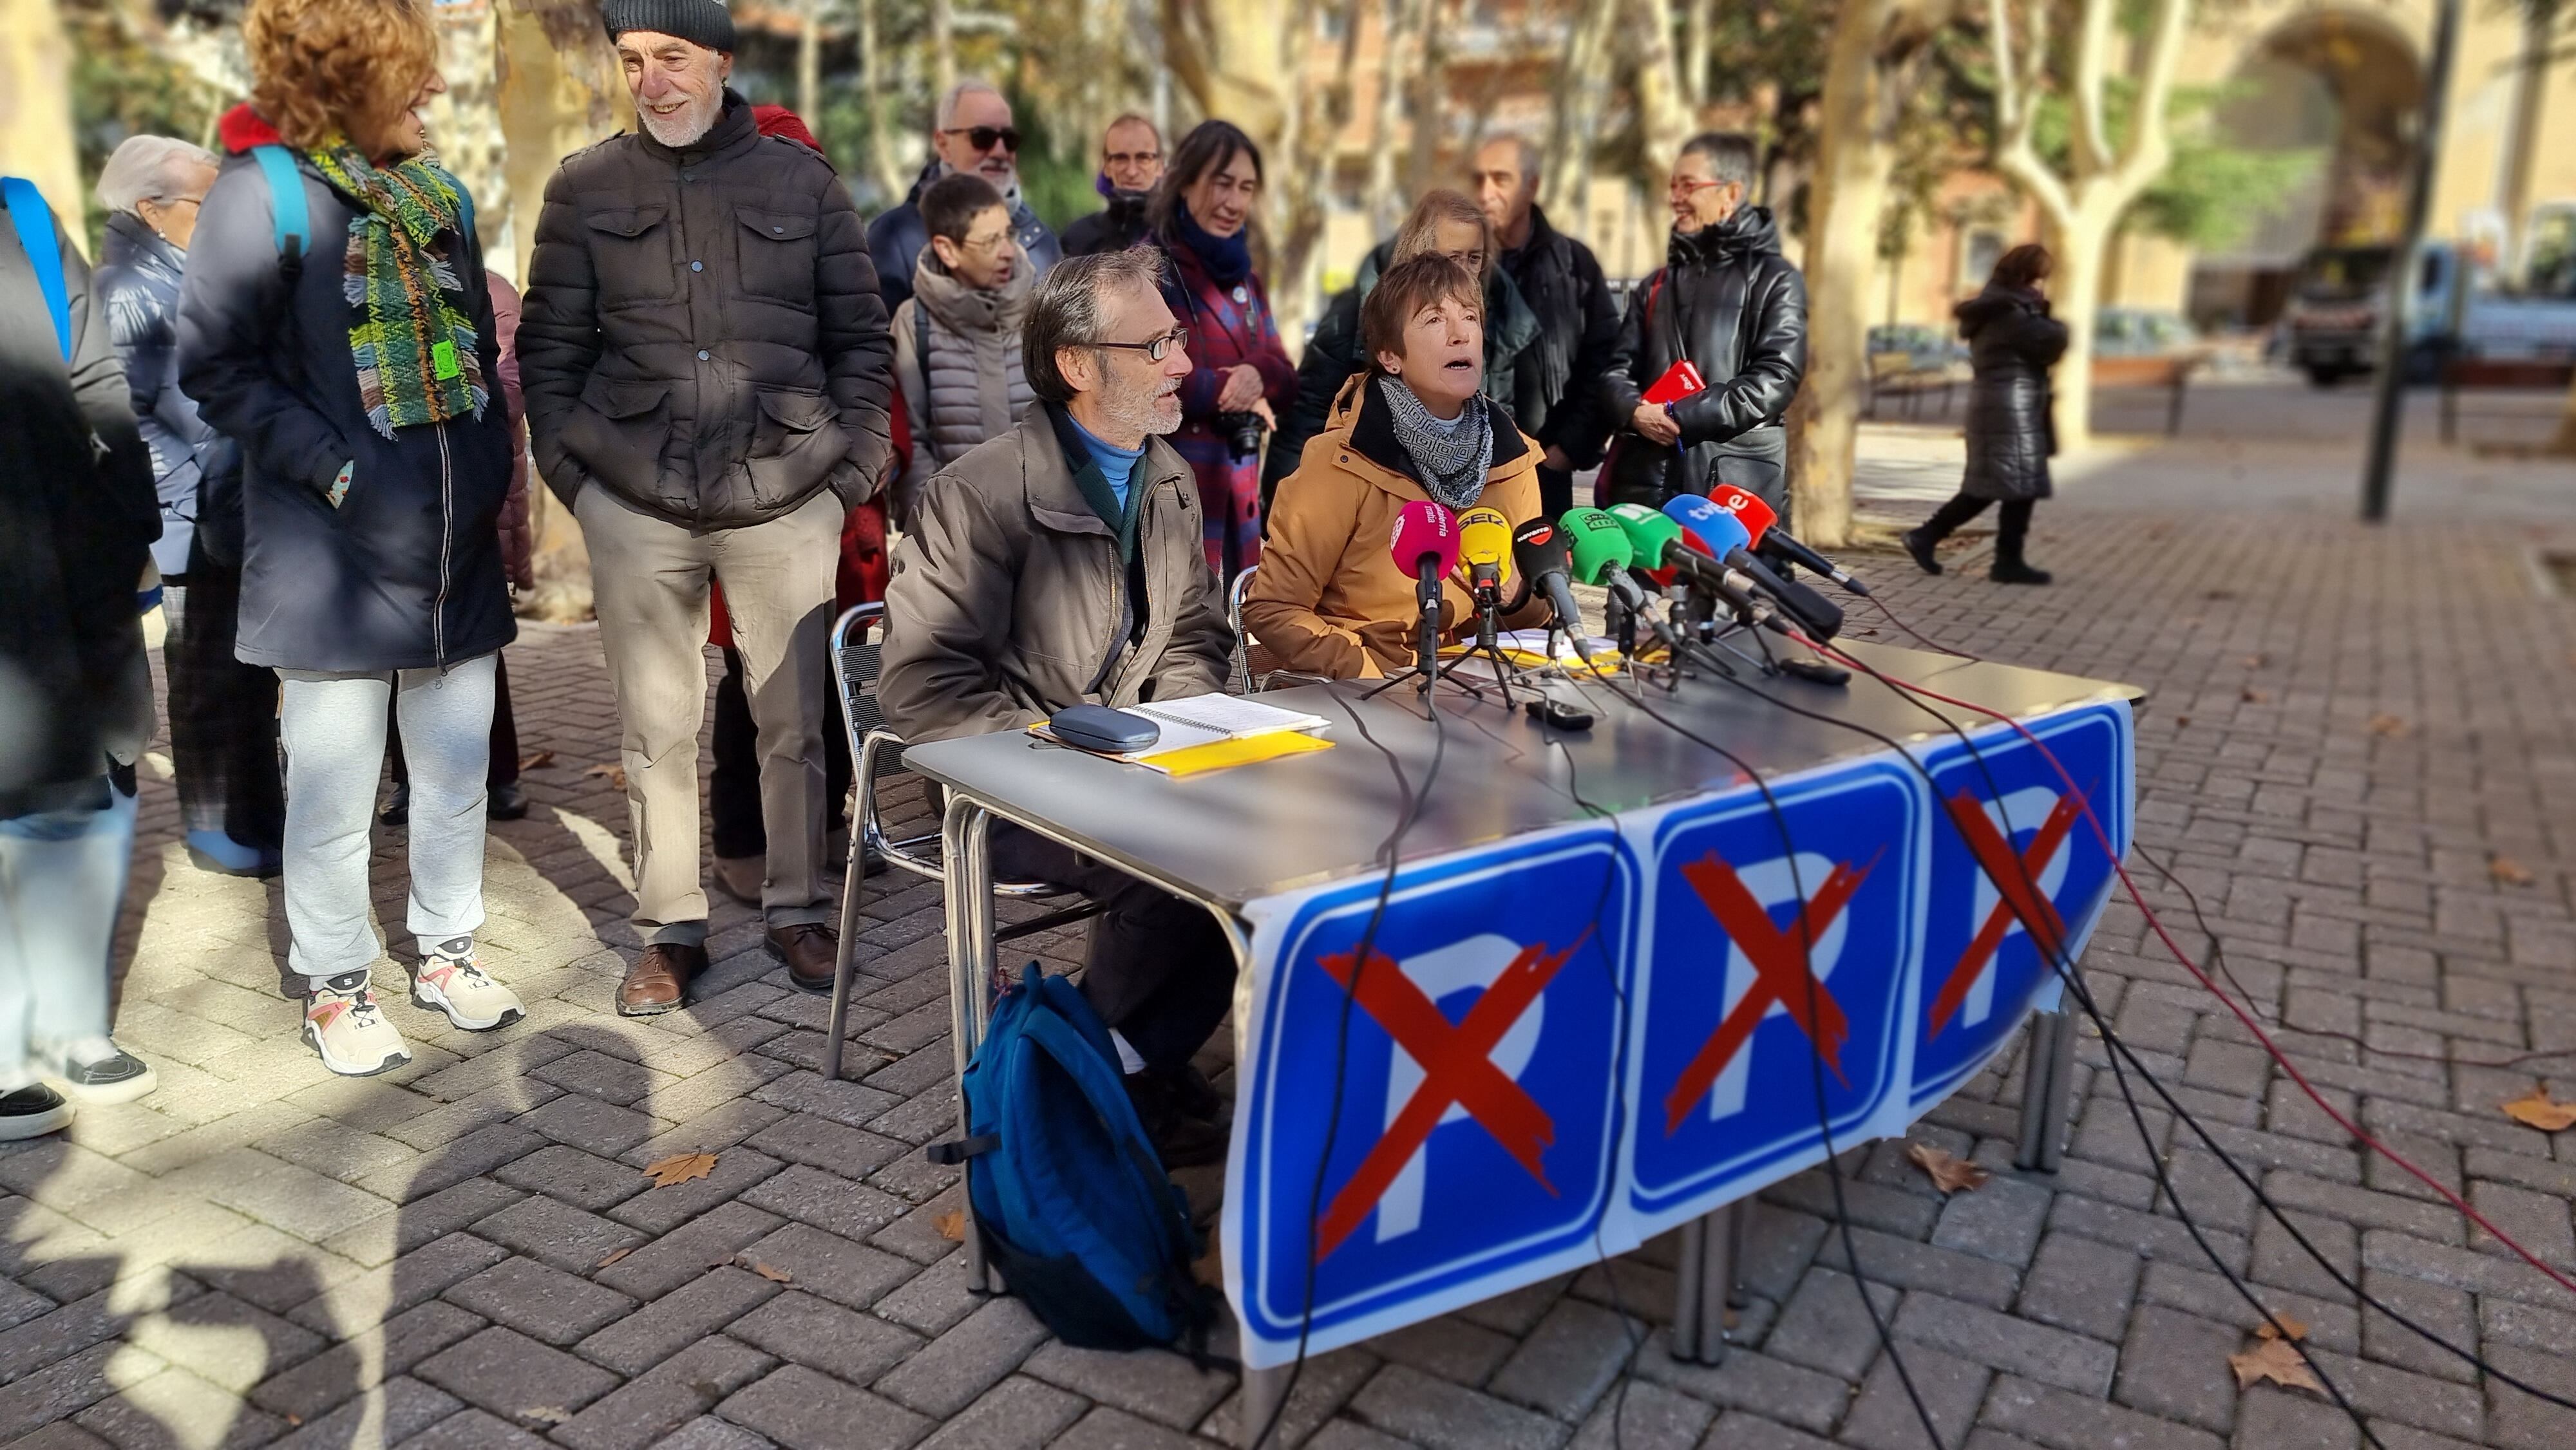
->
xmin=1708 ymin=484 xmax=1778 ymax=547
xmin=1388 ymin=501 xmax=1459 ymax=679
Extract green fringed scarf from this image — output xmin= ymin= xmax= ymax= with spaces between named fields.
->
xmin=308 ymin=143 xmax=488 ymax=438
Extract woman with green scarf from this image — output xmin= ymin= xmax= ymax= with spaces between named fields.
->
xmin=178 ymin=0 xmax=526 ymax=1078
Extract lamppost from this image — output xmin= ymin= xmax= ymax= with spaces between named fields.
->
xmin=2359 ymin=0 xmax=2462 ymax=522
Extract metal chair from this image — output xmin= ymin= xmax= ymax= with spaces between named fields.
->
xmin=1226 ymin=563 xmax=1259 ymax=695
xmin=820 ymin=604 xmax=1104 ymax=1081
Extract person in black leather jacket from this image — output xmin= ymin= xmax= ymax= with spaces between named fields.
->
xmin=1901 ymin=244 xmax=2067 ymax=585
xmin=92 ymin=136 xmax=285 ymax=879
xmin=1598 ymin=132 xmax=1807 ymax=516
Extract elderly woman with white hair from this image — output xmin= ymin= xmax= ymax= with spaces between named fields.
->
xmin=93 ymin=134 xmax=286 ymax=881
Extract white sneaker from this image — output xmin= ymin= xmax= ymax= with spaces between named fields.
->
xmin=412 ymin=938 xmax=525 ymax=1032
xmin=33 ymin=1036 xmax=156 ymax=1104
xmin=302 ymin=975 xmax=412 ymax=1077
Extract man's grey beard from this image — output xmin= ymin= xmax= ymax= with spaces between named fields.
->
xmin=641 ymin=91 xmax=723 ymax=147
xmin=1099 ymin=385 xmax=1182 ymax=440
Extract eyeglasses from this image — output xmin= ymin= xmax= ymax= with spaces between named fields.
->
xmin=1093 ymin=326 xmax=1189 ymax=362
xmin=940 ymin=125 xmax=1021 ymax=155
xmin=957 ymin=230 xmax=1013 ymax=255
xmin=1104 ymin=149 xmax=1162 ymax=167
xmin=1669 ymin=176 xmax=1731 ymax=202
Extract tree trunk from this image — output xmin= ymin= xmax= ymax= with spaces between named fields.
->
xmin=427 ymin=0 xmax=509 ymax=265
xmin=2037 ymin=194 xmax=2118 ymax=455
xmin=1363 ymin=0 xmax=1422 ymax=235
xmin=2552 ymin=370 xmax=2576 ymax=454
xmin=495 ymin=0 xmax=632 ymax=620
xmin=1271 ymin=0 xmax=1364 ymax=345
xmin=0 ymin=0 xmax=81 ymax=223
xmin=1624 ymin=0 xmax=1696 ymax=182
xmin=1540 ymin=0 xmax=1616 ymax=221
xmin=855 ymin=0 xmax=908 ymax=207
xmin=931 ymin=0 xmax=956 ymax=100
xmin=1402 ymin=0 xmax=1450 ymax=203
xmin=1787 ymin=0 xmax=1906 ymax=549
xmin=2499 ymin=0 xmax=2555 ymax=270
xmin=798 ymin=0 xmax=822 ymax=137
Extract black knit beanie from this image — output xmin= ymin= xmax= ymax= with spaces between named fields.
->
xmin=602 ymin=0 xmax=735 ymax=53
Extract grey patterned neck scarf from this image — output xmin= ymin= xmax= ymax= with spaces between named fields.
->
xmin=1376 ymin=375 xmax=1492 ymax=512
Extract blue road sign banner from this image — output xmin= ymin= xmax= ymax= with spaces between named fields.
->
xmin=1908 ymin=702 xmax=2134 ymax=1114
xmin=1623 ymin=760 xmax=1927 ymax=1230
xmin=1228 ymin=825 xmax=1639 ymax=1358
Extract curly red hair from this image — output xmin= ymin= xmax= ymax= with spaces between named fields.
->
xmin=243 ymin=0 xmax=437 ymax=156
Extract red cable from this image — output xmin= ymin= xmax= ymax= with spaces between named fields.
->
xmin=1799 ymin=636 xmax=2576 ymax=1301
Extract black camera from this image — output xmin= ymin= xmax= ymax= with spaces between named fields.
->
xmin=1217 ymin=410 xmax=1267 ymax=462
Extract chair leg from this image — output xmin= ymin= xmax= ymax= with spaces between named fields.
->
xmin=822 ymin=817 xmax=869 ymax=1083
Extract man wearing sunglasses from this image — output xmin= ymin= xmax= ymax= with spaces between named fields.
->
xmin=866 ymin=79 xmax=1063 ymax=313
xmin=878 ymin=249 xmax=1236 ymax=1163
xmin=1598 ymin=130 xmax=1808 ymax=522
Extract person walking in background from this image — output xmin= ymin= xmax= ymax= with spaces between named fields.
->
xmin=1150 ymin=120 xmax=1296 ymax=583
xmin=1470 ymin=134 xmax=1620 ymax=520
xmin=866 ymin=80 xmax=1060 ymax=314
xmin=520 ymin=0 xmax=894 ymax=1014
xmin=179 ymin=0 xmax=526 ymax=1075
xmin=1061 ymin=113 xmax=1162 ymax=258
xmin=1246 ymin=254 xmax=1551 ymax=680
xmin=91 ymin=135 xmax=286 ymax=881
xmin=3 ymin=163 xmax=165 ymax=1131
xmin=1260 ymin=189 xmax=1537 ymax=518
xmin=1902 ymin=243 xmax=2066 ymax=586
xmin=1598 ymin=131 xmax=1806 ymax=518
xmin=383 ymin=270 xmax=534 ymax=827
xmin=887 ymin=173 xmax=1037 ymax=528
xmin=877 ymin=250 xmax=1235 ymax=1163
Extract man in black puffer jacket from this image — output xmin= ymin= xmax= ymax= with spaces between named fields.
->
xmin=1472 ymin=135 xmax=1621 ymax=518
xmin=521 ymin=0 xmax=895 ymax=1015
xmin=1598 ymin=131 xmax=1807 ymax=516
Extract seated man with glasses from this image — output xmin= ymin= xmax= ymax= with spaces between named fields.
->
xmin=867 ymin=78 xmax=1061 ymax=313
xmin=887 ymin=173 xmax=1038 ymax=529
xmin=877 ymin=249 xmax=1237 ymax=1165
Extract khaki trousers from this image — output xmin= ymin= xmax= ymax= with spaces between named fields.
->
xmin=578 ymin=485 xmax=840 ymax=946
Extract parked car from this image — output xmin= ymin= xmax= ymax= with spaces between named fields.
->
xmin=2093 ymin=307 xmax=2199 ymax=357
xmin=2282 ymin=241 xmax=2576 ymax=386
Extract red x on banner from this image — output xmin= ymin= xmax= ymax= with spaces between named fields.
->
xmin=1311 ymin=934 xmax=1586 ymax=1261
xmin=1661 ymin=853 xmax=1871 ymax=1136
xmin=1926 ymin=789 xmax=2082 ymax=1039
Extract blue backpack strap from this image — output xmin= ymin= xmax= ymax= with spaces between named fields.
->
xmin=249 ymin=145 xmax=308 ymax=261
xmin=2 ymin=176 xmax=71 ymax=362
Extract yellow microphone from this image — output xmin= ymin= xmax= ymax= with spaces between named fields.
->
xmin=1455 ymin=506 xmax=1513 ymax=596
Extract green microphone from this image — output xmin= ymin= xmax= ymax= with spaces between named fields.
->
xmin=1558 ymin=508 xmax=1636 ymax=586
xmin=1607 ymin=504 xmax=1690 ymax=585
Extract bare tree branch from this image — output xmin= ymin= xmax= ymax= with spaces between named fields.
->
xmin=2069 ymin=0 xmax=2114 ymax=180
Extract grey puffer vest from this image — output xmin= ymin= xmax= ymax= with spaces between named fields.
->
xmin=890 ymin=245 xmax=1034 ymax=518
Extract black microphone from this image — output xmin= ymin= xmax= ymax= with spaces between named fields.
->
xmin=1705 ymin=482 xmax=1875 ymax=596
xmin=1510 ymin=518 xmax=1587 ymax=634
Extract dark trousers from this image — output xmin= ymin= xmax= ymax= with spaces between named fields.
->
xmin=711 ymin=646 xmax=849 ymax=862
xmin=989 ymin=824 xmax=1235 ymax=1073
xmin=166 ymin=542 xmax=286 ymax=852
xmin=1918 ymin=493 xmax=2034 ymax=563
xmin=1536 ymin=463 xmax=1575 ymax=521
xmin=390 ymin=654 xmax=519 ymax=791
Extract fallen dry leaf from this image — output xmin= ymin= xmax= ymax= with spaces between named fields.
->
xmin=519 ymin=749 xmax=557 ymax=771
xmin=2488 ymin=853 xmax=2537 ymax=887
xmin=2240 ymin=653 xmax=2268 ymax=669
xmin=934 ymin=1210 xmax=966 ymax=1242
xmin=2228 ymin=1335 xmax=2323 ymax=1395
xmin=583 ymin=761 xmax=628 ymax=790
xmin=594 ymin=1247 xmax=635 ymax=1270
xmin=2367 ymin=713 xmax=2410 ymax=738
xmin=2254 ymin=1312 xmax=2309 ymax=1342
xmin=642 ymin=1151 xmax=718 ymax=1188
xmin=1906 ymin=1142 xmax=1990 ymax=1195
xmin=523 ymin=1406 xmax=572 ymax=1426
xmin=744 ymin=1259 xmax=793 ymax=1283
xmin=2240 ymin=687 xmax=2271 ymax=704
xmin=2501 ymin=1088 xmax=2576 ymax=1133
xmin=285 ymin=1415 xmax=303 ymax=1428
xmin=2174 ymin=714 xmax=2192 ymax=728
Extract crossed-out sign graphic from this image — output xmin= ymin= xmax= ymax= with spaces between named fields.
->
xmin=1628 ymin=764 xmax=1920 ymax=1221
xmin=1908 ymin=706 xmax=2130 ymax=1110
xmin=1233 ymin=832 xmax=1632 ymax=1346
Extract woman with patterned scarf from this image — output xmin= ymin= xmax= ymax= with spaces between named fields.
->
xmin=178 ymin=0 xmax=524 ymax=1077
xmin=1244 ymin=254 xmax=1551 ymax=681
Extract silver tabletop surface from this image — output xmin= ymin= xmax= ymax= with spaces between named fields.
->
xmin=900 ymin=641 xmax=2143 ymax=911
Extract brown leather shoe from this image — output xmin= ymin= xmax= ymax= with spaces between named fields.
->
xmin=618 ymin=942 xmax=706 ymax=1017
xmin=767 ymin=922 xmax=839 ymax=995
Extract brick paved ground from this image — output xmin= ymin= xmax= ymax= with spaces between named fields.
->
xmin=6 ymin=382 xmax=2576 ymax=1449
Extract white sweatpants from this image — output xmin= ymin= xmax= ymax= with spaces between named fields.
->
xmin=278 ymin=653 xmax=496 ymax=986
xmin=0 ymin=780 xmax=136 ymax=1080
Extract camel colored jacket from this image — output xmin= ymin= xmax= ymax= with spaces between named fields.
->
xmin=1245 ymin=375 xmax=1548 ymax=679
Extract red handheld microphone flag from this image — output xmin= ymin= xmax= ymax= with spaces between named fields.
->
xmin=1707 ymin=483 xmax=1778 ymax=546
xmin=1387 ymin=500 xmax=1461 ymax=579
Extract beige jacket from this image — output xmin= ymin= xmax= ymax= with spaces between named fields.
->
xmin=878 ymin=402 xmax=1233 ymax=744
xmin=1245 ymin=375 xmax=1549 ymax=679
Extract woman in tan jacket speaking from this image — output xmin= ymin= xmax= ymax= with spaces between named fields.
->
xmin=1245 ymin=253 xmax=1549 ymax=679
